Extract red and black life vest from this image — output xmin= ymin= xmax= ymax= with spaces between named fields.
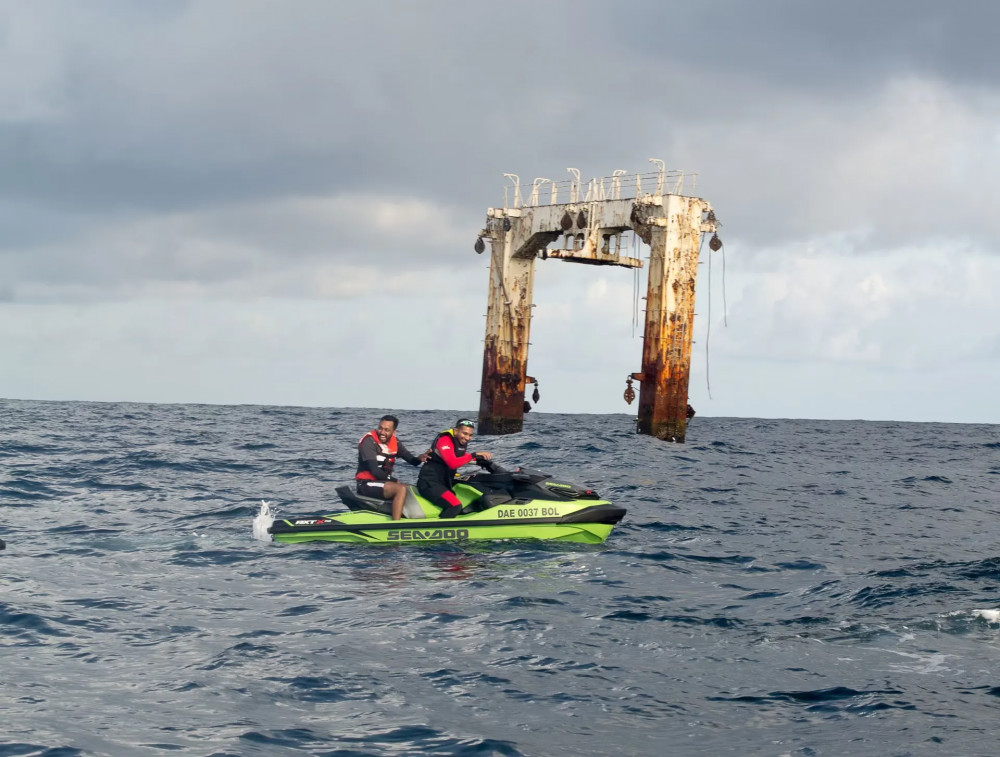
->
xmin=432 ymin=429 xmax=468 ymax=462
xmin=355 ymin=430 xmax=399 ymax=481
xmin=418 ymin=429 xmax=468 ymax=486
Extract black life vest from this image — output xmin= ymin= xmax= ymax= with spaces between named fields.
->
xmin=420 ymin=429 xmax=468 ymax=485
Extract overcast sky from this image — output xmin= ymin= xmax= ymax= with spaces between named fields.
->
xmin=2 ymin=0 xmax=999 ymax=424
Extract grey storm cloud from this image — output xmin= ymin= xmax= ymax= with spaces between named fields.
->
xmin=621 ymin=2 xmax=1000 ymax=91
xmin=6 ymin=1 xmax=997 ymax=204
xmin=2 ymin=0 xmax=1000 ymax=292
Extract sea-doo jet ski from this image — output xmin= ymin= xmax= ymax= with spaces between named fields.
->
xmin=266 ymin=461 xmax=625 ymax=545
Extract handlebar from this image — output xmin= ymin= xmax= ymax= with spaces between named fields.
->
xmin=475 ymin=455 xmax=500 ymax=473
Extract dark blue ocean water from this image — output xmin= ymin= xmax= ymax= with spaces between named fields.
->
xmin=2 ymin=399 xmax=999 ymax=757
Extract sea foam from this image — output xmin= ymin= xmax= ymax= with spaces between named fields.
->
xmin=252 ymin=500 xmax=275 ymax=541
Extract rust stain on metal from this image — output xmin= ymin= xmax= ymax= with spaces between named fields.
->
xmin=478 ymin=339 xmax=528 ymax=434
xmin=477 ymin=223 xmax=547 ymax=435
xmin=632 ymin=196 xmax=707 ymax=442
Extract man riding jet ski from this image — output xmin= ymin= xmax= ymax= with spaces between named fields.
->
xmin=416 ymin=418 xmax=492 ymax=519
xmin=266 ymin=456 xmax=626 ymax=545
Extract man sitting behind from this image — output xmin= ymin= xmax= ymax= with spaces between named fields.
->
xmin=417 ymin=418 xmax=492 ymax=519
xmin=356 ymin=415 xmax=429 ymax=521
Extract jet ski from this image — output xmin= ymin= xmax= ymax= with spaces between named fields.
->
xmin=266 ymin=461 xmax=626 ymax=545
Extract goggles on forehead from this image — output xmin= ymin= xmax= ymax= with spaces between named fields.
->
xmin=456 ymin=419 xmax=475 ymax=429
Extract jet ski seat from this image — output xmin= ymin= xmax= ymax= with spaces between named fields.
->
xmin=335 ymin=485 xmax=428 ymax=519
xmin=459 ymin=490 xmax=513 ymax=514
xmin=336 ymin=485 xmax=392 ymax=515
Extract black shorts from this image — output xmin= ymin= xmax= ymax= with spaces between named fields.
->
xmin=356 ymin=480 xmax=389 ymax=499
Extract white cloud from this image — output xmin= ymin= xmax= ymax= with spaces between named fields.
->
xmin=705 ymin=239 xmax=1000 ymax=371
xmin=0 ymin=294 xmax=486 ymax=409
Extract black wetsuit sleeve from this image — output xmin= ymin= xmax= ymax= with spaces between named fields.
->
xmin=358 ymin=436 xmax=390 ymax=481
xmin=397 ymin=441 xmax=422 ymax=466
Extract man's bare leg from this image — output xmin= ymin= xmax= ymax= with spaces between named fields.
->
xmin=382 ymin=481 xmax=408 ymax=521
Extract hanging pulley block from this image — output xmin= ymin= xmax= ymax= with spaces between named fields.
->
xmin=623 ymin=376 xmax=636 ymax=405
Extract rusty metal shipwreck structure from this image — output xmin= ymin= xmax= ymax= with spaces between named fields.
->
xmin=474 ymin=161 xmax=721 ymax=443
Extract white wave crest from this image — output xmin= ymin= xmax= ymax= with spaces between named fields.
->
xmin=972 ymin=608 xmax=1000 ymax=624
xmin=252 ymin=500 xmax=275 ymax=542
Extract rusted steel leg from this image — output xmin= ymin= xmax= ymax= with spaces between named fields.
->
xmin=478 ymin=236 xmax=536 ymax=435
xmin=478 ymin=344 xmax=527 ymax=435
xmin=635 ymin=196 xmax=705 ymax=442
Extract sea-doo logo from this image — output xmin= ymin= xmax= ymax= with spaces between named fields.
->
xmin=387 ymin=528 xmax=469 ymax=541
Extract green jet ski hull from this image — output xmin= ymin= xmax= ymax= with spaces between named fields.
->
xmin=267 ymin=466 xmax=626 ymax=545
